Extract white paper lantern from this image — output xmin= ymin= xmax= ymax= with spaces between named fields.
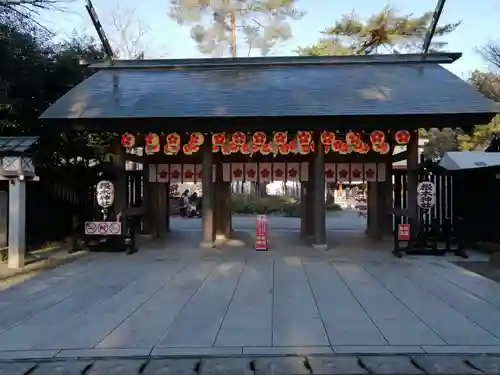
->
xmin=96 ymin=180 xmax=115 ymax=208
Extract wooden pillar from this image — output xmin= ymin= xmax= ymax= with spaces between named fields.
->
xmin=111 ymin=146 xmax=127 ymax=218
xmin=215 ymin=182 xmax=231 ymax=240
xmin=313 ymin=136 xmax=327 ymax=249
xmin=214 ymin=161 xmax=231 ymax=240
xmin=8 ymin=179 xmax=26 ymax=268
xmin=300 ymin=183 xmax=307 ymax=237
xmin=366 ymin=182 xmax=375 ymax=237
xmin=201 ymin=137 xmax=215 ymax=247
xmin=165 ymin=183 xmax=170 ymax=232
xmin=156 ymin=183 xmax=167 ymax=238
xmin=142 ymin=163 xmax=154 ymax=234
xmin=305 ymin=163 xmax=315 ymax=237
xmin=407 ymin=130 xmax=419 ymax=236
xmin=378 ymin=162 xmax=393 ymax=237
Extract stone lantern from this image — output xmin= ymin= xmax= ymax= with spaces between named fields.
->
xmin=0 ymin=137 xmax=39 ymax=268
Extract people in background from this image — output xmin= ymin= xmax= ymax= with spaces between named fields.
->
xmin=179 ymin=190 xmax=190 ymax=217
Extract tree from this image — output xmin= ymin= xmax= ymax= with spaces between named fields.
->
xmin=169 ymin=0 xmax=303 ymax=57
xmin=0 ymin=0 xmax=73 ymax=35
xmin=105 ymin=6 xmax=150 ymax=59
xmin=455 ymin=41 xmax=500 ymax=152
xmin=296 ymin=6 xmax=460 ymax=56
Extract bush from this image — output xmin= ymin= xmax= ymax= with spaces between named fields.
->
xmin=231 ymin=195 xmax=342 ymax=217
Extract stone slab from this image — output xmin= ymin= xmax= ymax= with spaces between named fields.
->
xmin=199 ymin=358 xmax=253 ymax=375
xmin=30 ymin=360 xmax=92 ymax=375
xmin=422 ymin=346 xmax=500 ymax=354
xmin=56 ymin=348 xmax=150 ymax=358
xmin=466 ymin=356 xmax=500 ymax=375
xmin=333 ymin=346 xmax=424 ymax=354
xmin=253 ymin=357 xmax=310 ymax=375
xmin=359 ymin=356 xmax=424 ymax=375
xmin=412 ymin=355 xmax=482 ymax=375
xmin=242 ymin=346 xmax=333 ymax=355
xmin=142 ymin=359 xmax=198 ymax=375
xmin=0 ymin=362 xmax=36 ymax=375
xmin=0 ymin=350 xmax=59 ymax=360
xmin=307 ymin=356 xmax=368 ymax=375
xmin=86 ymin=359 xmax=147 ymax=375
xmin=151 ymin=347 xmax=243 ymax=356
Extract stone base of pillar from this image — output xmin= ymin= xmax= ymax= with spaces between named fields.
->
xmin=200 ymin=241 xmax=216 ymax=248
xmin=312 ymin=243 xmax=328 ymax=250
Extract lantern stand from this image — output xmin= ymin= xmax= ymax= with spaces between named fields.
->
xmin=81 ymin=167 xmax=137 ymax=254
xmin=0 ymin=137 xmax=39 ymax=269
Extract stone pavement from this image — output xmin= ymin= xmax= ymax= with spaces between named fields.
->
xmin=2 ymin=354 xmax=500 ymax=374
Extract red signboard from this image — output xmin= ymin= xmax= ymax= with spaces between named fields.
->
xmin=398 ymin=224 xmax=410 ymax=241
xmin=255 ymin=215 xmax=268 ymax=251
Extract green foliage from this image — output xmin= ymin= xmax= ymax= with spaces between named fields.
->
xmin=0 ymin=14 xmax=111 ymax=167
xmin=231 ymin=195 xmax=341 ymax=217
xmin=169 ymin=0 xmax=303 ymax=56
xmin=296 ymin=6 xmax=460 ymax=56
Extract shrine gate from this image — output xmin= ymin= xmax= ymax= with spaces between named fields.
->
xmin=39 ymin=53 xmax=497 ymax=249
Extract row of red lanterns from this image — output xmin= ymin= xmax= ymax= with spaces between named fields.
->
xmin=121 ymin=130 xmax=411 ymax=155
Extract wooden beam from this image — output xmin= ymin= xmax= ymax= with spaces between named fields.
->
xmin=124 ymin=154 xmax=146 ymax=163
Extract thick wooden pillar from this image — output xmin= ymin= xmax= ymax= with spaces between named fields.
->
xmin=214 ymin=161 xmax=231 ymax=240
xmin=300 ymin=183 xmax=307 ymax=237
xmin=214 ymin=181 xmax=231 ymax=240
xmin=156 ymin=183 xmax=168 ymax=238
xmin=111 ymin=146 xmax=127 ymax=218
xmin=365 ymin=182 xmax=378 ymax=238
xmin=378 ymin=162 xmax=393 ymax=237
xmin=142 ymin=163 xmax=154 ymax=235
xmin=313 ymin=136 xmax=327 ymax=249
xmin=305 ymin=163 xmax=315 ymax=237
xmin=407 ymin=130 xmax=419 ymax=236
xmin=201 ymin=137 xmax=215 ymax=247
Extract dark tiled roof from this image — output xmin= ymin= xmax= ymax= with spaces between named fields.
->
xmin=40 ymin=54 xmax=498 ymax=126
xmin=0 ymin=137 xmax=38 ymax=156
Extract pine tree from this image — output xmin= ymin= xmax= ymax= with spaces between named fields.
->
xmin=169 ymin=0 xmax=303 ymax=57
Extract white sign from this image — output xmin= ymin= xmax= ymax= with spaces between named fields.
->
xmin=85 ymin=221 xmax=122 ymax=235
xmin=96 ymin=180 xmax=115 ymax=208
xmin=417 ymin=181 xmax=436 ymax=210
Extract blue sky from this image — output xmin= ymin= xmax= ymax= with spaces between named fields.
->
xmin=39 ymin=0 xmax=497 ymax=79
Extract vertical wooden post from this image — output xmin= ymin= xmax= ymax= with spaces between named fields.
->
xmin=111 ymin=145 xmax=127 ymax=230
xmin=407 ymin=130 xmax=419 ymax=235
xmin=142 ymin=162 xmax=153 ymax=234
xmin=201 ymin=136 xmax=215 ymax=247
xmin=313 ymin=135 xmax=327 ymax=249
xmin=8 ymin=179 xmax=26 ymax=268
xmin=300 ymin=183 xmax=307 ymax=237
xmin=305 ymin=163 xmax=315 ymax=237
xmin=156 ymin=183 xmax=167 ymax=238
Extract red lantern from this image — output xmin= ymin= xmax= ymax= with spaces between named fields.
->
xmin=231 ymin=132 xmax=247 ymax=145
xmin=377 ymin=142 xmax=391 ymax=154
xmin=121 ymin=133 xmax=135 ymax=148
xmin=320 ymin=131 xmax=335 ymax=146
xmin=332 ymin=139 xmax=343 ymax=152
xmin=212 ymin=133 xmax=226 ymax=146
xmin=395 ymin=130 xmax=411 ymax=145
xmin=166 ymin=133 xmax=181 ymax=146
xmin=252 ymin=132 xmax=267 ymax=146
xmin=260 ymin=144 xmax=272 ymax=155
xmin=273 ymin=131 xmax=288 ymax=146
xmin=370 ymin=131 xmax=385 ymax=145
xmin=189 ymin=132 xmax=204 ymax=146
xmin=346 ymin=132 xmax=361 ymax=146
xmin=145 ymin=133 xmax=160 ymax=146
xmin=297 ymin=131 xmax=312 ymax=145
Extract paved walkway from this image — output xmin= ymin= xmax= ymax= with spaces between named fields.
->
xmin=3 ymin=355 xmax=500 ymax=374
xmin=0 ymin=234 xmax=498 ymax=360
